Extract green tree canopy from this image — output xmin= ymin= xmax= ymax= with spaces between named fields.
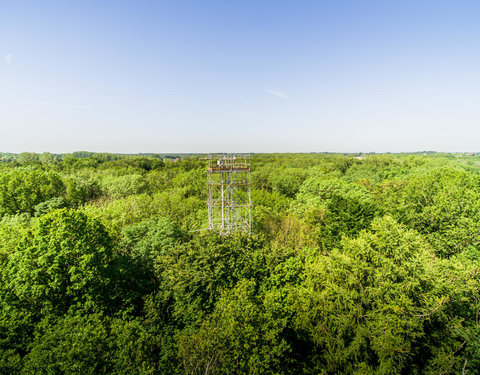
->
xmin=0 ymin=168 xmax=65 ymax=217
xmin=4 ymin=209 xmax=114 ymax=317
xmin=292 ymin=216 xmax=477 ymax=374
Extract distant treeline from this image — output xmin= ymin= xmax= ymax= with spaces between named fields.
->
xmin=0 ymin=151 xmax=200 ymax=163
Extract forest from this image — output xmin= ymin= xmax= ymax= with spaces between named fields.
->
xmin=1 ymin=151 xmax=480 ymax=374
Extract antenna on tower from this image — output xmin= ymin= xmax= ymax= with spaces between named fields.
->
xmin=206 ymin=153 xmax=252 ymax=235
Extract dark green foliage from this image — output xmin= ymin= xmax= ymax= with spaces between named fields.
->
xmin=1 ymin=152 xmax=480 ymax=374
xmin=22 ymin=313 xmax=111 ymax=374
xmin=252 ymin=189 xmax=289 ymax=212
xmin=0 ymin=153 xmax=16 ymax=163
xmin=61 ymin=155 xmax=100 ymax=170
xmin=292 ymin=177 xmax=378 ymax=249
xmin=108 ymin=317 xmax=162 ymax=374
xmin=0 ymin=304 xmax=34 ymax=373
xmin=4 ymin=209 xmax=114 ymax=317
xmin=64 ymin=174 xmax=101 ymax=206
xmin=316 ymin=190 xmax=378 ymax=247
xmin=156 ymin=233 xmax=266 ymax=324
xmin=99 ymin=157 xmax=164 ymax=172
xmin=72 ymin=151 xmax=95 ymax=159
xmin=22 ymin=314 xmax=164 ymax=375
xmin=121 ymin=217 xmax=183 ymax=265
xmin=178 ymin=279 xmax=289 ymax=375
xmin=33 ymin=197 xmax=68 ymax=217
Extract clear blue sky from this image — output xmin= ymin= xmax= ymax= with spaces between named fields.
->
xmin=1 ymin=0 xmax=480 ymax=153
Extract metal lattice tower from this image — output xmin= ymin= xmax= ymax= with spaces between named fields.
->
xmin=206 ymin=154 xmax=252 ymax=235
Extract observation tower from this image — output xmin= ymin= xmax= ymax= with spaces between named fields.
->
xmin=206 ymin=154 xmax=252 ymax=235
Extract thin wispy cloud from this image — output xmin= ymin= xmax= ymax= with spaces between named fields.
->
xmin=268 ymin=89 xmax=291 ymax=99
xmin=16 ymin=100 xmax=93 ymax=110
xmin=4 ymin=53 xmax=12 ymax=64
xmin=67 ymin=82 xmax=105 ymax=101
xmin=230 ymin=112 xmax=274 ymax=120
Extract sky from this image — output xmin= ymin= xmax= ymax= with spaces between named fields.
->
xmin=1 ymin=0 xmax=480 ymax=153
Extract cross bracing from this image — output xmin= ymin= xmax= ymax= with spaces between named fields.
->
xmin=206 ymin=154 xmax=252 ymax=235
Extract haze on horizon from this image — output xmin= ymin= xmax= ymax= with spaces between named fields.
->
xmin=1 ymin=0 xmax=480 ymax=154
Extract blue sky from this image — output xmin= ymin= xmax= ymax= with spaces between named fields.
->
xmin=1 ymin=0 xmax=480 ymax=153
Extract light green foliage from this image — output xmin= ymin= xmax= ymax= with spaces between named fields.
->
xmin=0 ymin=216 xmax=32 ymax=370
xmin=342 ymin=155 xmax=408 ymax=184
xmin=253 ymin=165 xmax=307 ymax=198
xmin=16 ymin=152 xmax=40 ymax=165
xmin=254 ymin=206 xmax=313 ymax=250
xmin=379 ymin=167 xmax=480 ymax=257
xmin=144 ymin=169 xmax=176 ymax=193
xmin=0 ymin=168 xmax=65 ymax=217
xmin=293 ymin=217 xmax=476 ymax=374
xmin=0 ymin=214 xmax=31 ymax=261
xmin=330 ymin=155 xmax=357 ymax=175
xmin=1 ymin=152 xmax=480 ymax=374
xmin=82 ymin=194 xmax=156 ymax=233
xmin=292 ymin=177 xmax=374 ymax=216
xmin=101 ymin=174 xmax=148 ymax=198
xmin=171 ymin=169 xmax=205 ymax=198
xmin=151 ymin=190 xmax=205 ymax=228
xmin=38 ymin=152 xmax=59 ymax=165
